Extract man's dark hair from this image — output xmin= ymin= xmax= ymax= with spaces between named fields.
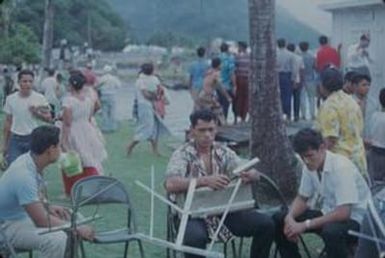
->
xmin=277 ymin=38 xmax=286 ymax=49
xmin=319 ymin=35 xmax=328 ymax=45
xmin=141 ymin=63 xmax=154 ymax=75
xmin=18 ymin=69 xmax=34 ymax=81
xmin=46 ymin=68 xmax=55 ymax=77
xmin=220 ymin=42 xmax=229 ymax=52
xmin=379 ymin=88 xmax=385 ymax=108
xmin=211 ymin=57 xmax=221 ymax=69
xmin=69 ymin=73 xmax=86 ymax=91
xmin=238 ymin=41 xmax=247 ymax=50
xmin=287 ymin=43 xmax=296 ymax=52
xmin=197 ymin=47 xmax=206 ymax=58
xmin=293 ymin=128 xmax=324 ymax=154
xmin=30 ymin=126 xmax=60 ymax=155
xmin=351 ymin=73 xmax=371 ymax=85
xmin=344 ymin=71 xmax=358 ymax=84
xmin=299 ymin=42 xmax=309 ymax=52
xmin=190 ymin=110 xmax=217 ymax=127
xmin=320 ymin=67 xmax=343 ymax=92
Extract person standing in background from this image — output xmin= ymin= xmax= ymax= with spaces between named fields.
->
xmin=218 ymin=42 xmax=237 ymax=122
xmin=234 ymin=41 xmax=250 ymax=123
xmin=188 ymin=47 xmax=210 ymax=111
xmin=2 ymin=70 xmax=51 ymax=166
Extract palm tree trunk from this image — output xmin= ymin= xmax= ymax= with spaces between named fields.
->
xmin=248 ymin=0 xmax=298 ymax=198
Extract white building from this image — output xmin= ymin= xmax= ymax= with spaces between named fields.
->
xmin=319 ymin=0 xmax=385 ymax=131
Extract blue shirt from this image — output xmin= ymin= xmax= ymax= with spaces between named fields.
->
xmin=0 ymin=153 xmax=43 ymax=221
xmin=219 ymin=53 xmax=235 ymax=90
xmin=189 ymin=58 xmax=209 ymax=91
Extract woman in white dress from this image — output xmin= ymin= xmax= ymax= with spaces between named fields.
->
xmin=61 ymin=73 xmax=107 ymax=196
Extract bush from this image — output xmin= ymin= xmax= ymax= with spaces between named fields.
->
xmin=0 ymin=24 xmax=40 ymax=65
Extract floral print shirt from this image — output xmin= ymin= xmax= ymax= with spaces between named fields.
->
xmin=316 ymin=90 xmax=367 ymax=177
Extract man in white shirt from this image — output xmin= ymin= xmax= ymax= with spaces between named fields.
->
xmin=287 ymin=43 xmax=305 ymax=121
xmin=276 ymin=38 xmax=296 ymax=120
xmin=347 ymin=34 xmax=373 ymax=77
xmin=2 ymin=69 xmax=52 ymax=166
xmin=0 ymin=126 xmax=94 ymax=258
xmin=97 ymin=65 xmax=121 ymax=133
xmin=273 ymin=128 xmax=370 ymax=258
xmin=41 ymin=68 xmax=59 ymax=118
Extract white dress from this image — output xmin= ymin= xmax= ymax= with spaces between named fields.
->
xmin=62 ymin=95 xmax=107 ymax=172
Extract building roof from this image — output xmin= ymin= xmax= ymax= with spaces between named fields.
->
xmin=318 ymin=0 xmax=384 ymax=11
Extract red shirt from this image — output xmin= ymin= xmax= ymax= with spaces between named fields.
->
xmin=82 ymin=69 xmax=97 ymax=86
xmin=316 ymin=45 xmax=341 ymax=72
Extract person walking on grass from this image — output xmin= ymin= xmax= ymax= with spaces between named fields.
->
xmin=126 ymin=63 xmax=170 ymax=156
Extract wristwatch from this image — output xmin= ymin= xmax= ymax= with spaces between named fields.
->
xmin=305 ymin=219 xmax=312 ymax=230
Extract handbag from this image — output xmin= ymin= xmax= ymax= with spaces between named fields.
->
xmin=59 ymin=151 xmax=82 ymax=177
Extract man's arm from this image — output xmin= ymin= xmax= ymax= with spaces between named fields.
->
xmin=29 ymin=106 xmax=52 ymax=122
xmin=2 ymin=114 xmax=12 ymax=154
xmin=307 ymin=205 xmax=351 ymax=230
xmin=165 ymin=175 xmax=230 ymax=193
xmin=24 ymin=202 xmax=68 ymax=228
xmin=24 ymin=202 xmax=95 ymax=240
xmin=287 ymin=195 xmax=309 ymax=220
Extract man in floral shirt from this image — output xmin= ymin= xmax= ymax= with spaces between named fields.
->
xmin=316 ymin=67 xmax=368 ymax=179
xmin=164 ymin=109 xmax=274 ymax=258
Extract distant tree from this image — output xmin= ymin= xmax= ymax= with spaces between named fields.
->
xmin=0 ymin=24 xmax=41 ymax=65
xmin=248 ymin=0 xmax=298 ymax=198
xmin=13 ymin=0 xmax=127 ymax=51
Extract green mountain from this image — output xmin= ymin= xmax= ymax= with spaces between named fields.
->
xmin=108 ymin=0 xmax=321 ymax=47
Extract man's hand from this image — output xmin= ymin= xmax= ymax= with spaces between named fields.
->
xmin=239 ymin=169 xmax=260 ymax=184
xmin=284 ymin=215 xmax=306 ymax=241
xmin=75 ymin=225 xmax=95 ymax=241
xmin=48 ymin=205 xmax=71 ymax=220
xmin=203 ymin=175 xmax=230 ymax=190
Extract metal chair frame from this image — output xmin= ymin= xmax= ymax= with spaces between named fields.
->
xmin=166 ymin=201 xmax=238 ymax=258
xmin=70 ymin=175 xmax=145 ymax=258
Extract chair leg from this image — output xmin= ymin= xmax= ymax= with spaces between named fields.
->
xmin=223 ymin=242 xmax=227 ymax=258
xmin=231 ymin=239 xmax=237 ymax=258
xmin=137 ymin=240 xmax=145 ymax=258
xmin=299 ymin=236 xmax=312 ymax=258
xmin=237 ymin=238 xmax=243 ymax=258
xmin=123 ymin=241 xmax=129 ymax=258
xmin=79 ymin=240 xmax=86 ymax=258
xmin=29 ymin=250 xmax=33 ymax=258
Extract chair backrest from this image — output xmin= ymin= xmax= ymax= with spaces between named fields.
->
xmin=71 ymin=176 xmax=131 ymax=208
xmin=251 ymin=173 xmax=288 ymax=214
xmin=70 ymin=176 xmax=136 ymax=231
xmin=176 ymin=181 xmax=256 ymax=218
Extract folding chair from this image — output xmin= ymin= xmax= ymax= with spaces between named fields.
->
xmin=0 ymin=220 xmax=33 ymax=258
xmin=70 ymin=176 xmax=145 ymax=258
xmin=166 ymin=198 xmax=238 ymax=258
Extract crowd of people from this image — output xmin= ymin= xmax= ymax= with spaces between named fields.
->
xmin=0 ymin=32 xmax=384 ymax=258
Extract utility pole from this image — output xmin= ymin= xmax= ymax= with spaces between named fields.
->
xmin=87 ymin=0 xmax=92 ymax=48
xmin=41 ymin=0 xmax=54 ymax=69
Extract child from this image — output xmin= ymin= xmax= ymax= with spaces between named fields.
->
xmin=367 ymin=88 xmax=385 ymax=182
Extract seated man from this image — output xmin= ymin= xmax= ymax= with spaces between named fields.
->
xmin=273 ymin=128 xmax=371 ymax=258
xmin=164 ymin=109 xmax=274 ymax=258
xmin=0 ymin=125 xmax=94 ymax=258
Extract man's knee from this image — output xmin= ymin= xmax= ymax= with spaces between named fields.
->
xmin=320 ymin=223 xmax=344 ymax=242
xmin=183 ymin=220 xmax=208 ymax=248
xmin=40 ymin=231 xmax=67 ymax=257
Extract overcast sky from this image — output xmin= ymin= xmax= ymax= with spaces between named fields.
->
xmin=277 ymin=0 xmax=332 ymax=35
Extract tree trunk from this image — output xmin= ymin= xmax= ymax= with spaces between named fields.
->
xmin=41 ymin=0 xmax=54 ymax=69
xmin=248 ymin=0 xmax=298 ymax=198
xmin=1 ymin=0 xmax=12 ymax=39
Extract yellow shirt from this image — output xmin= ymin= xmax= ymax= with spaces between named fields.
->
xmin=316 ymin=90 xmax=367 ymax=177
